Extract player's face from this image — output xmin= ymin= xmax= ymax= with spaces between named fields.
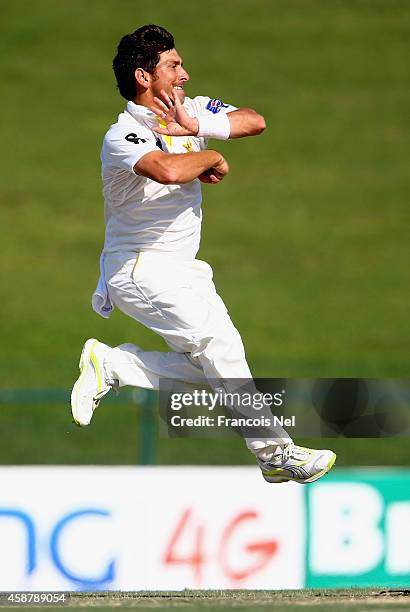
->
xmin=152 ymin=49 xmax=189 ymax=102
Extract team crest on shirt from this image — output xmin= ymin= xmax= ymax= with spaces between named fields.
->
xmin=206 ymin=98 xmax=229 ymax=114
xmin=183 ymin=139 xmax=193 ymax=153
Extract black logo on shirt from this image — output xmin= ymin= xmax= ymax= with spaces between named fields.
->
xmin=125 ymin=133 xmax=146 ymax=144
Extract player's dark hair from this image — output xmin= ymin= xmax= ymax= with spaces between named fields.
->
xmin=113 ymin=24 xmax=174 ymax=100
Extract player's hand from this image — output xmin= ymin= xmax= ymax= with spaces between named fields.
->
xmin=199 ymin=156 xmax=229 ymax=184
xmin=213 ymin=155 xmax=229 ymax=177
xmin=198 ymin=169 xmax=223 ymax=184
xmin=150 ymin=89 xmax=199 ymax=137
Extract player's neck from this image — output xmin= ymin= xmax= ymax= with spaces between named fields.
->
xmin=133 ymin=91 xmax=154 ymax=109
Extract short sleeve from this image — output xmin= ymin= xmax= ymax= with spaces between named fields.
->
xmin=187 ymin=95 xmax=238 ymax=117
xmin=102 ymin=124 xmax=158 ymax=173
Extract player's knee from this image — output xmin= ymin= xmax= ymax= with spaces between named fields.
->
xmin=194 ymin=329 xmax=246 ymax=364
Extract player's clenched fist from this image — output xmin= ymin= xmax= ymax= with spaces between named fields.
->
xmin=199 ymin=154 xmax=229 ymax=184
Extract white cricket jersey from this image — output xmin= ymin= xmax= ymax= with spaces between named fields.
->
xmin=101 ymin=96 xmax=236 ymax=259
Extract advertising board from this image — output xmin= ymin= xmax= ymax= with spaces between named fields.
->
xmin=0 ymin=467 xmax=304 ymax=590
xmin=306 ymin=470 xmax=410 ymax=588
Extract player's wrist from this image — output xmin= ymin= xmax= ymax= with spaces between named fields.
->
xmin=197 ymin=113 xmax=231 ymax=140
xmin=189 ymin=117 xmax=199 ymax=135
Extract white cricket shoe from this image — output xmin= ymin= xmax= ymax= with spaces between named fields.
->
xmin=258 ymin=442 xmax=336 ymax=484
xmin=71 ymin=338 xmax=113 ymax=426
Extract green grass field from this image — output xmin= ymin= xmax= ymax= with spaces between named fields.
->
xmin=0 ymin=0 xmax=409 ymax=465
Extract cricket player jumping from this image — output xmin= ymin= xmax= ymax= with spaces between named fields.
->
xmin=71 ymin=25 xmax=336 ymax=484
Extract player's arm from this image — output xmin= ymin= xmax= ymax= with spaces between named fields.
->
xmin=224 ymin=108 xmax=266 ymax=138
xmin=134 ymin=149 xmax=229 ymax=185
xmin=150 ymin=91 xmax=265 ymax=140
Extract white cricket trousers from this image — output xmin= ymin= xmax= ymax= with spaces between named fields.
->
xmin=103 ymin=251 xmax=291 ymax=454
